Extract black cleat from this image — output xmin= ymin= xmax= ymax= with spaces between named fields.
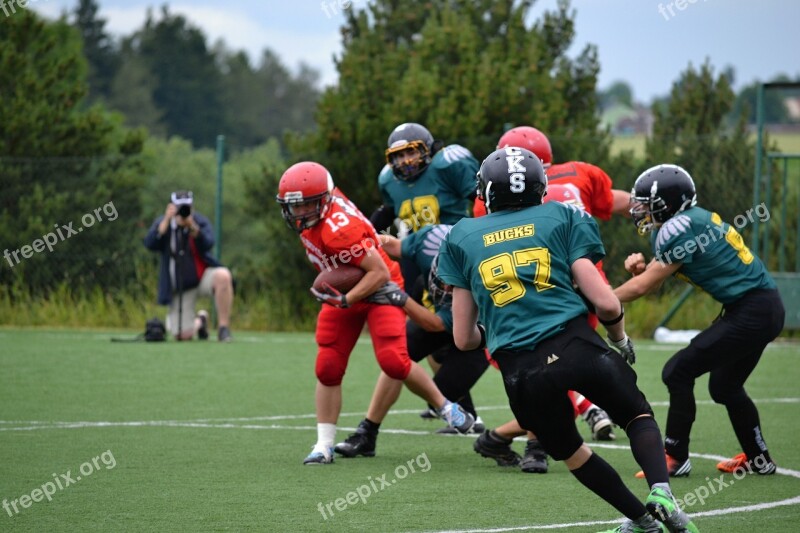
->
xmin=473 ymin=430 xmax=522 ymax=467
xmin=520 ymin=439 xmax=548 ymax=474
xmin=334 ymin=420 xmax=377 ymax=458
xmin=585 ymin=407 xmax=615 ymax=441
xmin=218 ymin=326 xmax=232 ymax=342
xmin=196 ymin=310 xmax=209 ymax=340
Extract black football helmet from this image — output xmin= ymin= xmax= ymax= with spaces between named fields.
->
xmin=630 ymin=164 xmax=697 ymax=234
xmin=428 ymin=254 xmax=452 ymax=307
xmin=385 ymin=123 xmax=435 ymax=181
xmin=477 ymin=147 xmax=547 ymax=213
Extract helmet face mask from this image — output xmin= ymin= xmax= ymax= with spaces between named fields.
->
xmin=385 ymin=123 xmax=434 ymax=181
xmin=276 ymin=162 xmax=334 ymax=233
xmin=477 ymin=147 xmax=547 ymax=213
xmin=630 ymin=164 xmax=697 ymax=235
xmin=281 ymin=195 xmax=330 ymax=232
xmin=428 ymin=254 xmax=452 ymax=307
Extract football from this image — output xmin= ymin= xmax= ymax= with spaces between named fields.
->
xmin=312 ymin=264 xmax=365 ymax=293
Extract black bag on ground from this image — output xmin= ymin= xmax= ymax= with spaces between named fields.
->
xmin=144 ymin=317 xmax=166 ymax=342
xmin=111 ymin=317 xmax=167 ymax=343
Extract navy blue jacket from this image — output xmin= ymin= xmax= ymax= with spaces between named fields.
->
xmin=143 ymin=212 xmax=222 ymax=305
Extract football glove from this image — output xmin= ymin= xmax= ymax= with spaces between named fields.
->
xmin=608 ymin=334 xmax=636 ymax=365
xmin=310 ymin=282 xmax=348 ymax=308
xmin=366 ymin=281 xmax=408 ymax=307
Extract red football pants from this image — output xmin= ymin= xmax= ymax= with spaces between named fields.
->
xmin=314 ymin=302 xmax=410 ymax=386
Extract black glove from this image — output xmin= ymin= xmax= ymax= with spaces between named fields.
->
xmin=608 ymin=334 xmax=635 ymax=365
xmin=366 ymin=281 xmax=409 ymax=306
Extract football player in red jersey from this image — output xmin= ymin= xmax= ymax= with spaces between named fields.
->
xmin=276 ymin=162 xmax=475 ymax=465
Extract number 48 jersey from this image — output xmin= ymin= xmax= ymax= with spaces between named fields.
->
xmin=378 ymin=144 xmax=478 ymax=232
xmin=437 ymin=201 xmax=605 ymax=353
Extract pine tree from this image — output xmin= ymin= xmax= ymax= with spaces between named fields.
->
xmin=297 ymin=0 xmax=610 ymax=209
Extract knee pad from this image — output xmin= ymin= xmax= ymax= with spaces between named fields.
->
xmin=315 ymin=347 xmax=347 ymax=386
xmin=708 ymin=382 xmax=747 ymax=406
xmin=378 ymin=348 xmax=411 ymax=380
xmin=661 ymin=355 xmax=694 ymax=392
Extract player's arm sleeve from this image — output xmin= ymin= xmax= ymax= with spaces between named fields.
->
xmin=585 ymin=163 xmax=614 ymax=221
xmin=370 ymin=205 xmax=395 ymax=234
xmin=653 ymin=215 xmax=697 ymax=265
xmin=567 ymin=210 xmax=606 ymax=265
xmin=399 ymin=232 xmax=419 ymax=261
xmin=378 ymin=166 xmax=395 ymax=209
xmin=436 ymin=306 xmax=454 ymax=333
xmin=434 ymin=236 xmax=469 ymax=289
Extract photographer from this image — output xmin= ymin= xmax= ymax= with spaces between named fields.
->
xmin=143 ymin=191 xmax=233 ymax=342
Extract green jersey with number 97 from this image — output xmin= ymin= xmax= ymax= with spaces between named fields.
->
xmin=378 ymin=144 xmax=478 ymax=232
xmin=436 ymin=201 xmax=605 ymax=353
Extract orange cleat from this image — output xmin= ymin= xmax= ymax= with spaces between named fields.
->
xmin=635 ymin=452 xmax=691 ymax=479
xmin=716 ymin=452 xmax=776 ymax=475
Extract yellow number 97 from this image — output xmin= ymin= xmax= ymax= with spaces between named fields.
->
xmin=479 ymin=248 xmax=554 ymax=307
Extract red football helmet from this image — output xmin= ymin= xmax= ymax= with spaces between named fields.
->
xmin=496 ymin=126 xmax=553 ymax=167
xmin=276 ymin=162 xmax=334 ymax=232
xmin=542 ymin=183 xmax=585 ymax=210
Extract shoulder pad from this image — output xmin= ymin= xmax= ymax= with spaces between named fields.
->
xmin=560 ymin=202 xmax=591 ymax=218
xmin=378 ymin=164 xmax=394 ymax=185
xmin=421 ymin=224 xmax=453 ymax=258
xmin=433 ymin=144 xmax=475 ymax=167
xmin=655 ymin=214 xmax=692 ymax=249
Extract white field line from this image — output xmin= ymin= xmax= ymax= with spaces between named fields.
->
xmin=1 ymin=402 xmax=798 ymax=531
xmin=421 ymin=496 xmax=800 ymax=533
xmin=1 ymin=397 xmax=798 ymax=429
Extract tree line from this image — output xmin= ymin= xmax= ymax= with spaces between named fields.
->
xmin=1 ymin=0 xmax=795 ymax=330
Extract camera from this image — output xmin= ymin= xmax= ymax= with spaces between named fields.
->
xmin=178 ymin=204 xmax=192 ymax=218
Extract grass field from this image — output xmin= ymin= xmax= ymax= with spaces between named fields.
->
xmin=1 ymin=329 xmax=798 ymax=532
xmin=610 ymin=132 xmax=800 ymax=158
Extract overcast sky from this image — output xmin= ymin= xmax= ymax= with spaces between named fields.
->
xmin=30 ymin=0 xmax=800 ymax=103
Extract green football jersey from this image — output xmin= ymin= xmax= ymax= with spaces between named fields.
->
xmin=437 ymin=202 xmax=605 ymax=353
xmin=400 ymin=224 xmax=454 ymax=330
xmin=379 ymin=144 xmax=478 ymax=232
xmin=651 ymin=206 xmax=775 ymax=304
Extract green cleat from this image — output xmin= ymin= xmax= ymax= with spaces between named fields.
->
xmin=597 ymin=515 xmax=665 ymax=532
xmin=646 ymin=487 xmax=699 ymax=532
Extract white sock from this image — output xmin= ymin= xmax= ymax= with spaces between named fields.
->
xmin=316 ymin=423 xmax=336 ymax=450
xmin=436 ymin=400 xmax=453 ymax=415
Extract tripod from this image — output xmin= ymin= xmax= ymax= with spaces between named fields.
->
xmin=173 ymin=225 xmax=187 ymax=340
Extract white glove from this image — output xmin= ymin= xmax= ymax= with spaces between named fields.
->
xmin=608 ymin=334 xmax=636 ymax=365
